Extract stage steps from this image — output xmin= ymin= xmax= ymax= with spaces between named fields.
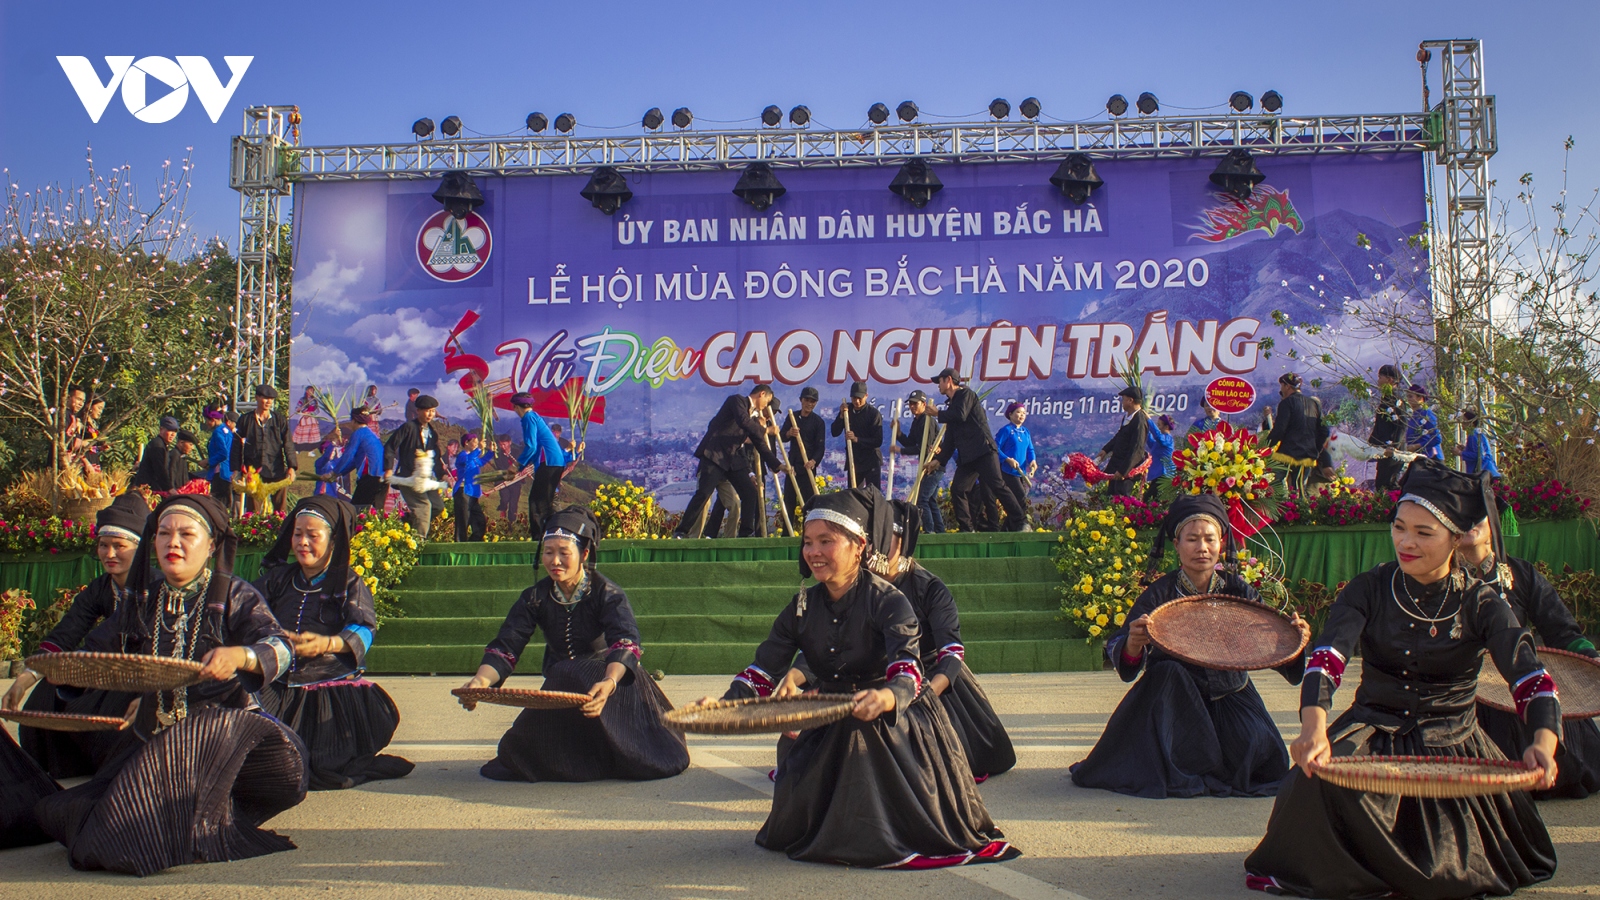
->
xmin=364 ymin=533 xmax=1101 ymax=675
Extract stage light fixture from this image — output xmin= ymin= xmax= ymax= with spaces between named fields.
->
xmin=642 ymin=107 xmax=665 ymax=130
xmin=988 ymin=98 xmax=1010 ymax=120
xmin=1049 ymin=153 xmax=1103 ymax=205
xmin=525 ymin=112 xmax=547 ymax=133
xmin=554 ymin=113 xmax=576 ymax=133
xmin=1209 ymin=148 xmax=1265 ymax=201
xmin=441 ymin=115 xmax=463 ymax=137
xmin=672 ymin=107 xmax=693 ymax=129
xmin=732 ymin=161 xmax=786 ymax=211
xmin=412 ymin=118 xmax=435 ymax=139
xmin=580 ymin=166 xmax=633 ymax=215
xmin=761 ymin=105 xmax=782 ymax=127
xmin=1229 ymin=91 xmax=1254 ymax=112
xmin=1261 ymin=90 xmax=1283 ymax=113
xmin=889 ymin=157 xmax=943 ymax=208
xmin=1019 ymin=97 xmax=1041 ymax=119
xmin=433 ymin=170 xmax=484 ymax=220
xmin=896 ymin=100 xmax=919 ymax=123
xmin=1136 ymin=92 xmax=1159 ymax=115
xmin=1106 ymin=94 xmax=1129 ymax=117
xmin=789 ymin=105 xmax=811 ymax=127
xmin=867 ymin=102 xmax=890 ymax=125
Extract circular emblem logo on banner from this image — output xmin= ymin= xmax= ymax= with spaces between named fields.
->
xmin=417 ymin=210 xmax=491 ymax=282
xmin=1205 ymin=376 xmax=1255 ymax=414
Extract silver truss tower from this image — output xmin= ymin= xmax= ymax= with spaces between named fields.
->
xmin=228 ymin=105 xmax=299 ymax=405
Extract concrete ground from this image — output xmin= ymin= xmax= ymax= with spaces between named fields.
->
xmin=3 ymin=667 xmax=1599 ymax=899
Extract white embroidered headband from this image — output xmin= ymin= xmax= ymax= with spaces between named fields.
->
xmin=804 ymin=508 xmax=865 ymax=539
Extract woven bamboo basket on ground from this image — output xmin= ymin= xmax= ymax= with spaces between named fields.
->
xmin=1476 ymin=646 xmax=1600 ymax=719
xmin=663 ymin=695 xmax=857 ymax=735
xmin=1310 ymin=755 xmax=1544 ymax=798
xmin=0 ymin=705 xmax=137 ymax=733
xmin=1144 ymin=593 xmax=1309 ymax=671
xmin=25 ymin=651 xmax=203 ymax=693
xmin=451 ymin=687 xmax=590 ymax=710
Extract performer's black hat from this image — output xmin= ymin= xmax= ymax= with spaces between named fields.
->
xmin=159 ymin=416 xmax=181 ymax=433
xmin=932 ymin=367 xmax=961 ymax=384
xmin=263 ymin=495 xmax=359 ymax=597
xmin=850 ymin=381 xmax=869 ymax=399
xmin=799 ymin=386 xmax=819 ymax=402
xmin=96 ymin=492 xmax=150 ymax=545
xmin=414 ymin=395 xmax=439 ymax=410
xmin=1145 ymin=492 xmax=1236 ymax=579
xmin=255 ymin=384 xmax=278 ymax=399
xmin=542 ymin=506 xmax=603 ymax=572
xmin=798 ymin=486 xmax=892 ymax=579
xmin=1118 ymin=385 xmax=1145 ymax=403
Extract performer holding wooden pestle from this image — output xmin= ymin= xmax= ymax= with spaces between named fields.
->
xmin=832 ymin=381 xmax=883 ymax=490
xmin=782 ymin=386 xmax=826 ymax=514
xmin=673 ymin=384 xmax=792 ymax=539
xmin=924 ymin=368 xmax=1024 ymax=532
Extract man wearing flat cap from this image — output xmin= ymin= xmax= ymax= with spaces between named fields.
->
xmin=1096 ymin=385 xmax=1149 ymax=498
xmin=832 ymin=381 xmax=884 ymax=490
xmin=927 ymin=367 xmax=1026 ymax=531
xmin=781 ymin=386 xmax=826 ymax=513
xmin=894 ymin=388 xmax=946 ymax=533
xmin=673 ymin=384 xmax=791 ymax=539
xmin=385 ymin=393 xmax=447 ymax=538
xmin=132 ymin=415 xmax=183 ymax=496
xmin=232 ymin=384 xmax=296 ymax=511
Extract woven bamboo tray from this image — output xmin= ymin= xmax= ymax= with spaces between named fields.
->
xmin=452 ymin=687 xmax=590 ymax=710
xmin=1145 ymin=593 xmax=1309 ymax=671
xmin=1476 ymin=646 xmax=1600 ymax=719
xmin=0 ymin=705 xmax=136 ymax=733
xmin=1310 ymin=755 xmax=1544 ymax=797
xmin=26 ymin=652 xmax=204 ymax=692
xmin=663 ymin=695 xmax=857 ymax=735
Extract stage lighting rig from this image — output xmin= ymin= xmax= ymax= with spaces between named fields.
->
xmin=433 ymin=171 xmax=484 ymax=220
xmin=1261 ymin=90 xmax=1283 ymax=113
xmin=1210 ymin=148 xmax=1264 ymax=201
xmin=989 ymin=98 xmax=1010 ymax=120
xmin=580 ymin=167 xmax=632 ymax=215
xmin=642 ymin=107 xmax=665 ymax=130
xmin=896 ymin=101 xmax=919 ymax=123
xmin=554 ymin=113 xmax=576 ymax=134
xmin=867 ymin=102 xmax=890 ymax=125
xmin=732 ymin=162 xmax=786 ymax=211
xmin=761 ymin=105 xmax=782 ymax=127
xmin=1136 ymin=93 xmax=1159 ymax=115
xmin=1229 ymin=91 xmax=1254 ymax=112
xmin=525 ymin=112 xmax=547 ymax=133
xmin=1019 ymin=97 xmax=1041 ymax=119
xmin=1049 ymin=153 xmax=1103 ymax=204
xmin=441 ymin=116 xmax=463 ymax=137
xmin=788 ymin=105 xmax=811 ymax=127
xmin=672 ymin=107 xmax=693 ymax=129
xmin=889 ymin=157 xmax=943 ymax=208
xmin=412 ymin=118 xmax=435 ymax=140
xmin=1106 ymin=94 xmax=1129 ymax=117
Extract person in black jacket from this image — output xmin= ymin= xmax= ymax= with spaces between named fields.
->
xmin=781 ymin=386 xmax=826 ymax=514
xmin=131 ymin=415 xmax=181 ymax=495
xmin=1369 ymin=364 xmax=1406 ymax=490
xmin=232 ymin=384 xmax=296 ymax=511
xmin=674 ymin=385 xmax=791 ymax=538
xmin=832 ymin=381 xmax=885 ymax=489
xmin=926 ymin=368 xmax=1024 ymax=532
xmin=1096 ymin=387 xmax=1149 ymax=499
xmin=384 ymin=394 xmax=447 ymax=538
xmin=1265 ymin=373 xmax=1328 ymax=494
xmin=893 ymin=389 xmax=945 ymax=533
xmin=171 ymin=430 xmax=198 ymax=491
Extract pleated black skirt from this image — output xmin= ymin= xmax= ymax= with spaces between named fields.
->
xmin=1244 ymin=717 xmax=1557 ymax=899
xmin=258 ymin=679 xmax=414 ymax=791
xmin=34 ymin=707 xmax=309 ymax=876
xmin=760 ymin=689 xmax=1018 ymax=868
xmin=19 ymin=683 xmax=138 ymax=779
xmin=0 ymin=727 xmax=58 ymax=849
xmin=1478 ymin=702 xmax=1600 ymax=800
xmin=937 ymin=661 xmax=1017 ymax=781
xmin=1070 ymin=659 xmax=1290 ymax=798
xmin=480 ymin=659 xmax=689 ymax=783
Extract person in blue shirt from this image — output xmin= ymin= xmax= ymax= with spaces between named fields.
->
xmin=204 ymin=408 xmax=236 ymax=507
xmin=1459 ymin=409 xmax=1500 ymax=479
xmin=995 ymin=402 xmax=1037 ymax=530
xmin=1404 ymin=384 xmax=1442 ymax=460
xmin=1145 ymin=414 xmax=1176 ymax=500
xmin=452 ymin=432 xmax=496 ymax=542
xmin=313 ymin=435 xmax=349 ymax=499
xmin=512 ymin=392 xmax=567 ymax=538
xmin=322 ymin=408 xmax=387 ymax=511
xmin=1188 ymin=398 xmax=1222 ymax=438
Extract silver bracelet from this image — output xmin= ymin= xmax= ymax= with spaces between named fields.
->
xmin=242 ymin=646 xmax=259 ymax=669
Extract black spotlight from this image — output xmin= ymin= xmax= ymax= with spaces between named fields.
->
xmin=896 ymin=100 xmax=919 ymax=123
xmin=1135 ymin=92 xmax=1159 ymax=115
xmin=412 ymin=118 xmax=435 ymax=139
xmin=525 ymin=112 xmax=547 ymax=133
xmin=889 ymin=157 xmax=943 ymax=208
xmin=867 ymin=102 xmax=890 ymax=125
xmin=433 ymin=170 xmax=484 ymax=220
xmin=672 ymin=107 xmax=693 ymax=129
xmin=989 ymin=98 xmax=1010 ymax=120
xmin=642 ymin=107 xmax=664 ymax=130
xmin=789 ymin=105 xmax=811 ymax=127
xmin=1229 ymin=91 xmax=1254 ymax=112
xmin=554 ymin=113 xmax=576 ymax=134
xmin=441 ymin=115 xmax=463 ymax=137
xmin=761 ymin=105 xmax=782 ymax=127
xmin=580 ymin=166 xmax=632 ymax=215
xmin=1261 ymin=90 xmax=1283 ymax=113
xmin=1019 ymin=97 xmax=1041 ymax=119
xmin=732 ymin=162 xmax=786 ymax=211
xmin=1209 ymin=148 xmax=1265 ymax=201
xmin=1049 ymin=153 xmax=1103 ymax=205
xmin=1106 ymin=94 xmax=1129 ymax=117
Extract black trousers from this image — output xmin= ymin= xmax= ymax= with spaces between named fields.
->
xmin=677 ymin=461 xmax=761 ymax=538
xmin=454 ymin=492 xmax=486 ymax=542
xmin=782 ymin=462 xmax=817 ymax=520
xmin=1375 ymin=457 xmax=1403 ymax=491
xmin=209 ymin=478 xmax=233 ymax=505
xmin=1108 ymin=477 xmax=1139 ymax=498
xmin=1002 ymin=473 xmax=1031 ymax=529
xmin=951 ymin=452 xmax=1024 ymax=532
xmin=352 ymin=474 xmax=388 ymax=511
xmin=527 ymin=465 xmax=564 ymax=538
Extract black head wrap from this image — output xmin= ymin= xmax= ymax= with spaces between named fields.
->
xmin=1394 ymin=457 xmax=1500 ymax=559
xmin=542 ymin=506 xmax=602 ymax=573
xmin=1144 ymin=492 xmax=1236 ymax=580
xmin=798 ymin=486 xmax=888 ymax=579
xmin=96 ymin=492 xmax=150 ymax=545
xmin=263 ymin=495 xmax=358 ymax=596
xmin=866 ymin=498 xmax=922 ymax=579
xmin=133 ymin=494 xmax=238 ymax=613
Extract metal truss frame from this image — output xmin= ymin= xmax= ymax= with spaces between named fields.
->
xmin=228 ymin=105 xmax=299 ymax=405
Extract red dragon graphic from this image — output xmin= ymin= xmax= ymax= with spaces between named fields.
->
xmin=1192 ymin=186 xmax=1304 ymax=243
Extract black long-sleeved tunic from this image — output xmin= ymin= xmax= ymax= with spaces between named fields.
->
xmin=35 ymin=574 xmax=130 ymax=654
xmin=832 ymin=404 xmax=885 ymax=478
xmin=1480 ymin=557 xmax=1596 ymax=656
xmin=254 ymin=566 xmax=378 ymax=686
xmin=480 ymin=573 xmax=644 ymax=682
xmin=1304 ymin=562 xmax=1561 ymax=744
xmin=897 ymin=565 xmax=966 ymax=683
xmin=1100 ymin=409 xmax=1149 ymax=476
xmin=785 ymin=410 xmax=826 ymax=470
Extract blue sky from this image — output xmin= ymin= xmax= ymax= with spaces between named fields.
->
xmin=2 ymin=0 xmax=1596 ymax=246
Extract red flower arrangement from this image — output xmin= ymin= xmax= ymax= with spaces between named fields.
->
xmin=1108 ymin=494 xmax=1165 ymax=529
xmin=1061 ymin=451 xmax=1152 ymax=485
xmin=1496 ymin=480 xmax=1591 ymax=522
xmin=1279 ymin=488 xmax=1397 ymax=528
xmin=1169 ymin=422 xmax=1280 ymax=538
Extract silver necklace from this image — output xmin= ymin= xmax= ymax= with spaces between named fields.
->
xmin=150 ymin=570 xmax=210 ymax=726
xmin=1391 ymin=568 xmax=1459 ymax=638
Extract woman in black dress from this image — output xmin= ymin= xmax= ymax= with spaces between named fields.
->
xmin=1245 ymin=460 xmax=1560 ymax=899
xmin=1457 ymin=511 xmax=1600 ymax=798
xmin=254 ymin=495 xmax=414 ymax=790
xmin=30 ymin=495 xmax=309 ymax=876
xmin=3 ymin=492 xmax=148 ymax=777
xmin=708 ymin=487 xmax=1017 ymax=869
xmin=458 ymin=507 xmax=688 ymax=782
xmin=1071 ymin=493 xmax=1307 ymax=798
